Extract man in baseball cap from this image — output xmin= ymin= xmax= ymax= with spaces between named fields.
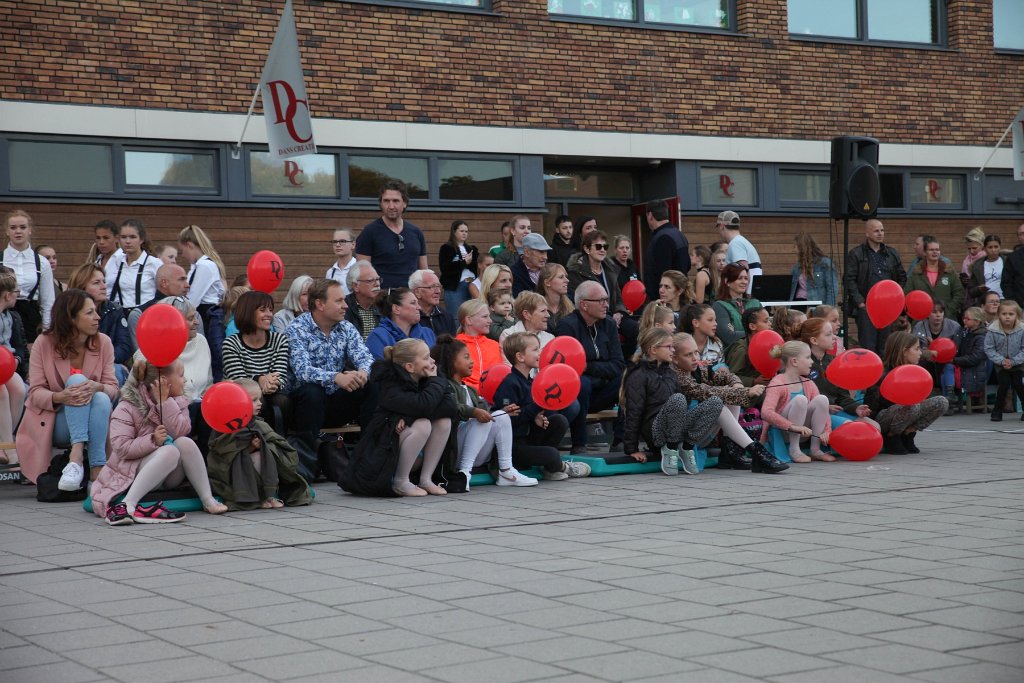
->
xmin=717 ymin=211 xmax=761 ymax=293
xmin=512 ymin=232 xmax=552 ymax=295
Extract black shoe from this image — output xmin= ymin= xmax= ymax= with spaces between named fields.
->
xmin=441 ymin=470 xmax=470 ymax=494
xmin=609 ymin=439 xmax=624 ymax=452
xmin=746 ymin=442 xmax=788 ymax=474
xmin=719 ymin=438 xmax=752 ymax=470
xmin=901 ymin=432 xmax=920 ymax=454
xmin=883 ymin=434 xmax=908 ymax=455
xmin=991 ymin=413 xmax=1003 ymax=422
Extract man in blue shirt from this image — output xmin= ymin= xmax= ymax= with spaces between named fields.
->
xmin=355 ymin=179 xmax=428 ymax=289
xmin=286 ymin=278 xmax=374 ymax=444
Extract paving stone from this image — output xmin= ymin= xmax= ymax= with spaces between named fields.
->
xmin=743 ymin=627 xmax=884 ymax=655
xmin=316 ymin=628 xmax=442 ymax=656
xmin=191 ymin=633 xmax=321 ymax=663
xmin=422 ymin=656 xmax=567 ymax=683
xmin=559 ymin=650 xmax=703 ymax=681
xmin=101 ymin=656 xmax=241 ymax=683
xmin=794 ymin=608 xmax=931 ymax=635
xmin=691 ymin=647 xmax=837 ymax=677
xmin=911 ymin=662 xmax=1024 ymax=683
xmin=873 ymin=624 xmax=1015 ymax=651
xmin=948 ymin=642 xmax=1024 ymax=667
xmin=767 ymin=665 xmax=921 ymax=683
xmin=910 ymin=605 xmax=1024 ymax=632
xmin=825 ymin=643 xmax=975 ymax=673
xmin=1 ymin=661 xmax=109 ymax=683
xmin=236 ymin=650 xmax=367 ymax=678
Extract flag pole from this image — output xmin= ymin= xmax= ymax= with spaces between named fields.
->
xmin=231 ymin=84 xmax=262 ymax=160
xmin=973 ymin=119 xmax=1015 ymax=181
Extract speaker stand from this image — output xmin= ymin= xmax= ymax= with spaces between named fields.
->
xmin=841 ymin=217 xmax=849 ymax=348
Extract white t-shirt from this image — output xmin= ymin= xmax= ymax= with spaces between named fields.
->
xmin=726 ymin=234 xmax=760 ymax=266
xmin=984 ymin=259 xmax=1004 ymax=297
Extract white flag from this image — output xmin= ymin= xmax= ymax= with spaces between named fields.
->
xmin=260 ymin=0 xmax=316 ymax=161
xmin=1014 ymin=107 xmax=1024 ymax=181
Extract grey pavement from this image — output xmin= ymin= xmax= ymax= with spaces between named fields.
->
xmin=1 ymin=414 xmax=1022 ymax=682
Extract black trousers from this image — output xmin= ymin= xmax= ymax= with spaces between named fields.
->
xmin=289 ymin=382 xmax=365 ymax=438
xmin=512 ymin=413 xmax=568 ymax=473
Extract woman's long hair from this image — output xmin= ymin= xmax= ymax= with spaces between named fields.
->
xmin=178 ymin=224 xmax=227 ymax=280
xmin=795 ymin=232 xmax=825 ymax=278
xmin=47 ymin=289 xmax=98 ymax=359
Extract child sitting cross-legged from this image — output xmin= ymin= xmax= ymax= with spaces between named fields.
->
xmin=430 ymin=335 xmax=537 ymax=490
xmin=493 ymin=332 xmax=591 ymax=481
xmin=207 ymin=379 xmax=312 ymax=510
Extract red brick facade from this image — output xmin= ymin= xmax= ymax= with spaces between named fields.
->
xmin=1 ymin=0 xmax=1020 ymax=145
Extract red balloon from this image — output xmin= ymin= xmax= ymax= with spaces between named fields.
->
xmin=905 ymin=290 xmax=933 ymax=320
xmin=0 ymin=347 xmax=15 ymax=385
xmin=929 ymin=337 xmax=956 ymax=363
xmin=621 ymin=280 xmax=647 ymax=313
xmin=825 ymin=349 xmax=883 ymax=391
xmin=201 ymin=382 xmax=254 ymax=433
xmin=829 ymin=421 xmax=883 ymax=461
xmin=247 ymin=250 xmax=285 ymax=294
xmin=540 ymin=336 xmax=586 ymax=376
xmin=866 ymin=280 xmax=905 ymax=329
xmin=880 ymin=364 xmax=933 ymax=406
xmin=532 ymin=364 xmax=581 ymax=411
xmin=136 ymin=304 xmax=189 ymax=368
xmin=479 ymin=364 xmax=511 ymax=404
xmin=748 ymin=330 xmax=784 ymax=378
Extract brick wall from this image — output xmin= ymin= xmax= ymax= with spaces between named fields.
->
xmin=1 ymin=0 xmax=1021 ymax=145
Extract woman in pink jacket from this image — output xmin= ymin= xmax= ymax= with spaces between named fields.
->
xmin=760 ymin=340 xmax=832 ymax=463
xmin=16 ymin=289 xmax=119 ymax=489
xmin=92 ymin=359 xmax=227 ymax=524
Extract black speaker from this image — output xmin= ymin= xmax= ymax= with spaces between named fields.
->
xmin=830 ymin=136 xmax=880 ymax=220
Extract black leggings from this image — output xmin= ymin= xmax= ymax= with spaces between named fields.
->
xmin=994 ymin=368 xmax=1024 ymax=412
xmin=512 ymin=413 xmax=568 ymax=473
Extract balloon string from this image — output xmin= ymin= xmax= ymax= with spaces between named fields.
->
xmin=157 ymin=367 xmax=163 ymax=427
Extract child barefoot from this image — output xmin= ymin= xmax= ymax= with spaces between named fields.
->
xmin=207 ymin=379 xmax=312 ymax=510
xmin=761 ymin=341 xmax=832 ymax=463
xmin=91 ymin=360 xmax=227 ymax=525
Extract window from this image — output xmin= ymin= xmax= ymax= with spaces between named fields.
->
xmin=910 ymin=174 xmax=963 ymax=207
xmin=700 ymin=167 xmax=756 ymax=206
xmin=878 ymin=172 xmax=905 ymax=209
xmin=348 ymin=155 xmax=428 ymax=199
xmin=8 ymin=141 xmax=113 ymax=193
xmin=787 ymin=0 xmax=943 ymax=45
xmin=994 ymin=0 xmax=1024 ymax=50
xmin=544 ymin=168 xmax=634 ymax=199
xmin=439 ymin=159 xmax=513 ymax=201
xmin=250 ymin=152 xmax=337 ymax=197
xmin=549 ymin=0 xmax=731 ymax=29
xmin=779 ymin=171 xmax=829 ymax=203
xmin=125 ymin=150 xmax=217 ymax=190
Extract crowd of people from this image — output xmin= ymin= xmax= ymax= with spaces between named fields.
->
xmin=2 ymin=181 xmax=1022 ymax=523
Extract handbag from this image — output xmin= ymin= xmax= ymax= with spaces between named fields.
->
xmin=36 ymin=450 xmax=89 ymax=503
xmin=737 ymin=407 xmax=764 ymax=443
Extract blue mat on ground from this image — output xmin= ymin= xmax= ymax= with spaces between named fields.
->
xmin=84 ymin=486 xmax=315 ymax=513
xmin=560 ymin=449 xmax=715 ymax=476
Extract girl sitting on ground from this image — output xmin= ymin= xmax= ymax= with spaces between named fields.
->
xmin=671 ymin=332 xmax=786 ymax=474
xmin=682 ymin=303 xmax=723 ymax=367
xmin=799 ymin=318 xmax=878 ymax=429
xmin=810 ymin=304 xmax=845 ymax=355
xmin=206 ymin=379 xmax=311 ymax=510
xmin=866 ymin=332 xmax=949 ymax=454
xmin=723 ymin=306 xmax=771 ymax=388
xmin=455 ymin=299 xmax=503 ymax=390
xmin=431 ymin=335 xmax=537 ymax=490
xmin=91 ymin=360 xmax=227 ymax=525
xmin=771 ymin=307 xmax=807 ymax=342
xmin=638 ymin=301 xmax=676 ymax=338
xmin=761 ymin=341 xmax=832 ymax=463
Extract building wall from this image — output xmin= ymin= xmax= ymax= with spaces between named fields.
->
xmin=1 ymin=0 xmax=1020 ymax=146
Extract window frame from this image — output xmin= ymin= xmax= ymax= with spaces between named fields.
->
xmin=786 ymin=0 xmax=949 ymax=49
xmin=993 ymin=0 xmax=1024 ymax=53
xmin=907 ymin=171 xmax=967 ymax=211
xmin=337 ymin=0 xmax=498 ymax=16
xmin=123 ymin=146 xmax=222 ymax=196
xmin=697 ymin=164 xmax=760 ymax=209
xmin=549 ymin=0 xmax=737 ymax=34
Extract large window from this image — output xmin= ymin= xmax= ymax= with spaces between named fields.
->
xmin=779 ymin=171 xmax=829 ymax=204
xmin=788 ymin=0 xmax=943 ymax=45
xmin=994 ymin=0 xmax=1024 ymax=50
xmin=9 ymin=141 xmax=113 ymax=193
xmin=700 ymin=167 xmax=757 ymax=206
xmin=439 ymin=159 xmax=513 ymax=201
xmin=549 ymin=0 xmax=732 ymax=29
xmin=910 ymin=174 xmax=964 ymax=208
xmin=125 ymin=150 xmax=217 ymax=191
xmin=544 ymin=168 xmax=634 ymax=199
xmin=348 ymin=156 xmax=429 ymax=200
xmin=250 ymin=152 xmax=337 ymax=197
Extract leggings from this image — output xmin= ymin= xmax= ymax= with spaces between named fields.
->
xmin=457 ymin=412 xmax=513 ymax=472
xmin=876 ymin=395 xmax=948 ymax=435
xmin=778 ymin=394 xmax=830 ymax=456
xmin=122 ymin=437 xmax=217 ymax=510
xmin=512 ymin=413 xmax=568 ymax=473
xmin=394 ymin=417 xmax=451 ymax=488
xmin=994 ymin=368 xmax=1024 ymax=413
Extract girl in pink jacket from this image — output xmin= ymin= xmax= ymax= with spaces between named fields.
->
xmin=91 ymin=359 xmax=227 ymax=525
xmin=760 ymin=341 xmax=832 ymax=463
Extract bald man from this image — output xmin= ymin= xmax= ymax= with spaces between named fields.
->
xmin=128 ymin=263 xmax=199 ymax=347
xmin=843 ymin=219 xmax=906 ymax=354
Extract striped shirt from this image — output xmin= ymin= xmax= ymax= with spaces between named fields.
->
xmin=221 ymin=331 xmax=291 ymax=393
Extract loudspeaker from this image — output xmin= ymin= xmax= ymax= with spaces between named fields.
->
xmin=830 ymin=136 xmax=880 ymax=220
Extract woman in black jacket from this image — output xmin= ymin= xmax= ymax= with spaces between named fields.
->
xmin=438 ymin=220 xmax=479 ymax=317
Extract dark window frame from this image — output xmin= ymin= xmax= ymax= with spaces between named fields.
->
xmin=697 ymin=163 xmax=760 ymax=209
xmin=123 ymin=146 xmax=222 ymax=196
xmin=786 ymin=0 xmax=949 ymax=48
xmin=907 ymin=171 xmax=967 ymax=211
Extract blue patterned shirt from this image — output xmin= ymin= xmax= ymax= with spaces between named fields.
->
xmin=285 ymin=312 xmax=373 ymax=394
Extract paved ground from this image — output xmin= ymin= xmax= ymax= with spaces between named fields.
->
xmin=1 ymin=414 xmax=1022 ymax=683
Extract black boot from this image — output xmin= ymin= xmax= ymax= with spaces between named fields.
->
xmin=746 ymin=442 xmax=789 ymax=474
xmin=883 ymin=434 xmax=908 ymax=455
xmin=901 ymin=432 xmax=920 ymax=454
xmin=719 ymin=438 xmax=752 ymax=470
xmin=991 ymin=412 xmax=1003 ymax=422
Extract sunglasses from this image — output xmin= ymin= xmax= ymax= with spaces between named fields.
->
xmin=591 ymin=243 xmax=609 ymax=251
xmin=397 ymin=234 xmax=405 ymax=252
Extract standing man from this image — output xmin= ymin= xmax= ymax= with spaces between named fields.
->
xmin=410 ymin=269 xmax=457 ymax=337
xmin=718 ymin=211 xmax=761 ymax=293
xmin=1002 ymin=223 xmax=1024 ymax=308
xmin=285 ymin=278 xmax=373 ymax=447
xmin=494 ymin=215 xmax=532 ymax=267
xmin=326 ymin=228 xmax=357 ymax=295
xmin=844 ymin=219 xmax=907 ymax=354
xmin=355 ymin=180 xmax=428 ymax=289
xmin=343 ymin=260 xmax=383 ymax=341
xmin=643 ymin=199 xmax=690 ymax=302
xmin=511 ymin=233 xmax=552 ymax=296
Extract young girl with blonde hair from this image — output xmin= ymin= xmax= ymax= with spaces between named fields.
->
xmin=178 ymin=224 xmax=227 ymax=382
xmin=760 ymin=341 xmax=832 ymax=463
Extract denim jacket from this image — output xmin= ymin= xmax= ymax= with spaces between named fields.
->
xmin=789 ymin=257 xmax=839 ymax=306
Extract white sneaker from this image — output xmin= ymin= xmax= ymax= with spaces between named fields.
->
xmin=660 ymin=446 xmax=679 ymax=476
xmin=563 ymin=460 xmax=592 ymax=478
xmin=680 ymin=449 xmax=700 ymax=475
xmin=543 ymin=469 xmax=569 ymax=481
xmin=58 ymin=461 xmax=84 ymax=491
xmin=496 ymin=468 xmax=538 ymax=487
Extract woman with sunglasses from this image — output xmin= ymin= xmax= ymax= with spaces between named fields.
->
xmin=566 ymin=230 xmax=626 ymax=324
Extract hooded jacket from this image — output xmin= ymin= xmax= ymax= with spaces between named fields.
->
xmin=984 ymin=319 xmax=1024 ymax=368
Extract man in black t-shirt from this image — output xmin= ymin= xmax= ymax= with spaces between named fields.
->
xmin=355 ymin=179 xmax=428 ymax=289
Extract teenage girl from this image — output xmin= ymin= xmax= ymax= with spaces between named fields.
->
xmin=178 ymin=225 xmax=227 ymax=382
xmin=107 ymin=219 xmax=160 ymax=313
xmin=984 ymin=300 xmax=1024 ymax=422
xmin=761 ymin=341 xmax=832 ymax=463
xmin=682 ymin=304 xmax=723 ymax=367
xmin=800 ymin=318 xmax=878 ymax=429
xmin=455 ymin=299 xmax=503 ymax=390
xmin=691 ymin=245 xmax=713 ymax=305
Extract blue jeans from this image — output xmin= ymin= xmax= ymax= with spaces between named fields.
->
xmin=198 ymin=304 xmax=226 ymax=383
xmin=444 ymin=282 xmax=470 ymax=317
xmin=53 ymin=374 xmax=112 ymax=468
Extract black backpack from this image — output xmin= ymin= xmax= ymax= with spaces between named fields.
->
xmin=36 ymin=450 xmax=89 ymax=503
xmin=339 ymin=415 xmax=400 ymax=497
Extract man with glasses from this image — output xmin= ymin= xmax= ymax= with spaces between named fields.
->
xmin=554 ymin=280 xmax=626 ymax=453
xmin=344 ymin=260 xmax=383 ymax=340
xmin=511 ymin=233 xmax=552 ymax=296
xmin=410 ymin=269 xmax=457 ymax=337
xmin=1002 ymin=223 xmax=1024 ymax=308
xmin=643 ymin=198 xmax=690 ymax=301
xmin=326 ymin=228 xmax=357 ymax=295
xmin=355 ymin=179 xmax=428 ymax=289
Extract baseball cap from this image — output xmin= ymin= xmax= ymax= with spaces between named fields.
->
xmin=522 ymin=233 xmax=552 ymax=251
xmin=717 ymin=210 xmax=741 ymax=228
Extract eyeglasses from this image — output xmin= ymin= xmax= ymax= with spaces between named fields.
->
xmin=330 ymin=239 xmax=353 ymax=245
xmin=397 ymin=234 xmax=405 ymax=252
xmin=583 ymin=297 xmax=609 ymax=305
xmin=415 ymin=284 xmax=442 ymax=291
xmin=591 ymin=243 xmax=609 ymax=251
xmin=655 ymin=343 xmax=675 ymax=350
xmin=357 ymin=277 xmax=382 ymax=284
